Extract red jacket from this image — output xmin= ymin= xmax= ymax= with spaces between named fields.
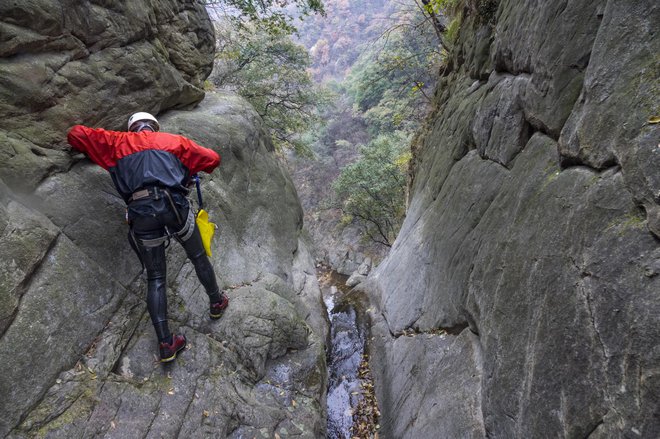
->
xmin=68 ymin=125 xmax=220 ymax=202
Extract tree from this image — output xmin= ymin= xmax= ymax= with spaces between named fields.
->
xmin=204 ymin=0 xmax=324 ymax=34
xmin=332 ymin=131 xmax=410 ymax=247
xmin=211 ymin=20 xmax=332 ymax=155
xmin=344 ymin=11 xmax=440 ymax=135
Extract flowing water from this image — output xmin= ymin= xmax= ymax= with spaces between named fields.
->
xmin=318 ymin=268 xmax=371 ymax=439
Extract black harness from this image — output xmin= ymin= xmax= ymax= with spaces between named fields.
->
xmin=126 ymin=186 xmax=196 ymax=271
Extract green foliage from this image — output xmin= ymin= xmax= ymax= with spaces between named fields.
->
xmin=343 ymin=14 xmax=439 ymax=135
xmin=203 ymin=80 xmax=215 ymax=91
xmin=304 ymin=1 xmax=441 ymax=247
xmin=420 ymin=0 xmax=499 ymax=45
xmin=204 ymin=0 xmax=325 ymax=35
xmin=424 ymin=0 xmax=462 ymax=16
xmin=212 ymin=20 xmax=333 ymax=155
xmin=332 ymin=131 xmax=410 ymax=247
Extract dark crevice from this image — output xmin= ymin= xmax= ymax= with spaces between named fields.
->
xmin=30 ymin=147 xmax=48 ymax=157
xmin=465 ymin=313 xmax=480 ymax=336
xmin=559 ymin=155 xmax=620 ymax=173
xmin=493 ymin=59 xmax=533 ymax=77
xmin=584 ymin=418 xmax=604 ymax=438
xmin=391 ymin=321 xmax=470 ymax=339
xmin=524 ymin=113 xmax=557 ymax=142
xmin=444 ymin=321 xmax=470 ymax=335
xmin=382 ymin=312 xmax=398 ymax=339
xmin=519 ymin=118 xmax=534 ymax=150
xmin=555 ymin=0 xmax=569 ymax=20
xmin=570 ymin=51 xmax=592 ymax=73
xmin=109 ymin=301 xmax=149 ymax=376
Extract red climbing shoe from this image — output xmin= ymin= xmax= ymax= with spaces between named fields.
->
xmin=159 ymin=334 xmax=187 ymax=363
xmin=210 ymin=293 xmax=229 ymax=319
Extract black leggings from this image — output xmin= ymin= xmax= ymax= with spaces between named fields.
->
xmin=132 ymin=203 xmax=220 ymax=342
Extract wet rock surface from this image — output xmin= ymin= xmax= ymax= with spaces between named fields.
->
xmin=319 ymin=269 xmax=378 ymax=439
xmin=361 ymin=1 xmax=660 ymax=438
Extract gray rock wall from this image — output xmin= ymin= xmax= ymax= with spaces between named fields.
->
xmin=0 ymin=0 xmax=215 ymax=192
xmin=363 ymin=1 xmax=659 ymax=437
xmin=0 ymin=2 xmax=326 ymax=438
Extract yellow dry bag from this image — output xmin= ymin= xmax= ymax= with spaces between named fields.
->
xmin=196 ymin=209 xmax=217 ymax=257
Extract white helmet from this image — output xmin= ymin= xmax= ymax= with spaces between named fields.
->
xmin=127 ymin=112 xmax=160 ymax=132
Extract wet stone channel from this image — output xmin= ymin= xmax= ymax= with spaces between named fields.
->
xmin=318 ymin=268 xmax=379 ymax=439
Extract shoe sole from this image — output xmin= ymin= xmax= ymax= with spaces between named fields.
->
xmin=209 ymin=310 xmax=225 ymax=319
xmin=210 ymin=298 xmax=228 ymax=319
xmin=160 ymin=339 xmax=187 ymax=363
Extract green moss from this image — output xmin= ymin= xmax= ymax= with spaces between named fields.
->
xmin=607 ymin=212 xmax=647 ymax=235
xmin=620 ymin=213 xmax=646 ymax=229
xmin=445 ymin=14 xmax=463 ymax=45
xmin=538 ymin=168 xmax=561 ymax=194
xmin=545 ymin=169 xmax=561 ymax=184
xmin=34 ymin=384 xmax=96 ymax=437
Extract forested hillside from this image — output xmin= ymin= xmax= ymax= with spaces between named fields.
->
xmin=289 ymin=0 xmax=442 ymax=269
xmin=295 ymin=0 xmax=398 ymax=81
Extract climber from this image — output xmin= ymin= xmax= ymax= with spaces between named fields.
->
xmin=67 ymin=111 xmax=229 ymax=363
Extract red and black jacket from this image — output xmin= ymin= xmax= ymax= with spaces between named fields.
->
xmin=67 ymin=126 xmax=220 ymax=203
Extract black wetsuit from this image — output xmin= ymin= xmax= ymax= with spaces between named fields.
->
xmin=129 ymin=191 xmax=221 ymax=341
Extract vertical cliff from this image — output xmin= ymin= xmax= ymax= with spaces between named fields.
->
xmin=0 ymin=2 xmax=326 ymax=438
xmin=362 ymin=1 xmax=659 ymax=437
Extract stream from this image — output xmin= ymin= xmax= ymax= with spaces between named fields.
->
xmin=318 ymin=268 xmax=378 ymax=439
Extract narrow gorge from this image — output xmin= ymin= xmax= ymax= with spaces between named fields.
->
xmin=1 ymin=1 xmax=658 ymax=439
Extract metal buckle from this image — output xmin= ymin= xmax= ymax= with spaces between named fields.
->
xmin=131 ymin=189 xmax=150 ymax=201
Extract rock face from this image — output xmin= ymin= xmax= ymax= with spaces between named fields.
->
xmin=0 ymin=3 xmax=326 ymax=438
xmin=0 ymin=0 xmax=214 ymax=193
xmin=362 ymin=1 xmax=660 ymax=438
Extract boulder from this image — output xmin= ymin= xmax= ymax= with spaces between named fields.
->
xmin=345 ymin=273 xmax=366 ymax=288
xmin=0 ymin=0 xmax=215 ymax=193
xmin=357 ymin=257 xmax=372 ymax=276
xmin=0 ymin=0 xmax=327 ymax=435
xmin=345 ymin=258 xmax=372 ymax=287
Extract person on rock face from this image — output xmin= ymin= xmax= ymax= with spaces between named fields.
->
xmin=67 ymin=112 xmax=229 ymax=363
